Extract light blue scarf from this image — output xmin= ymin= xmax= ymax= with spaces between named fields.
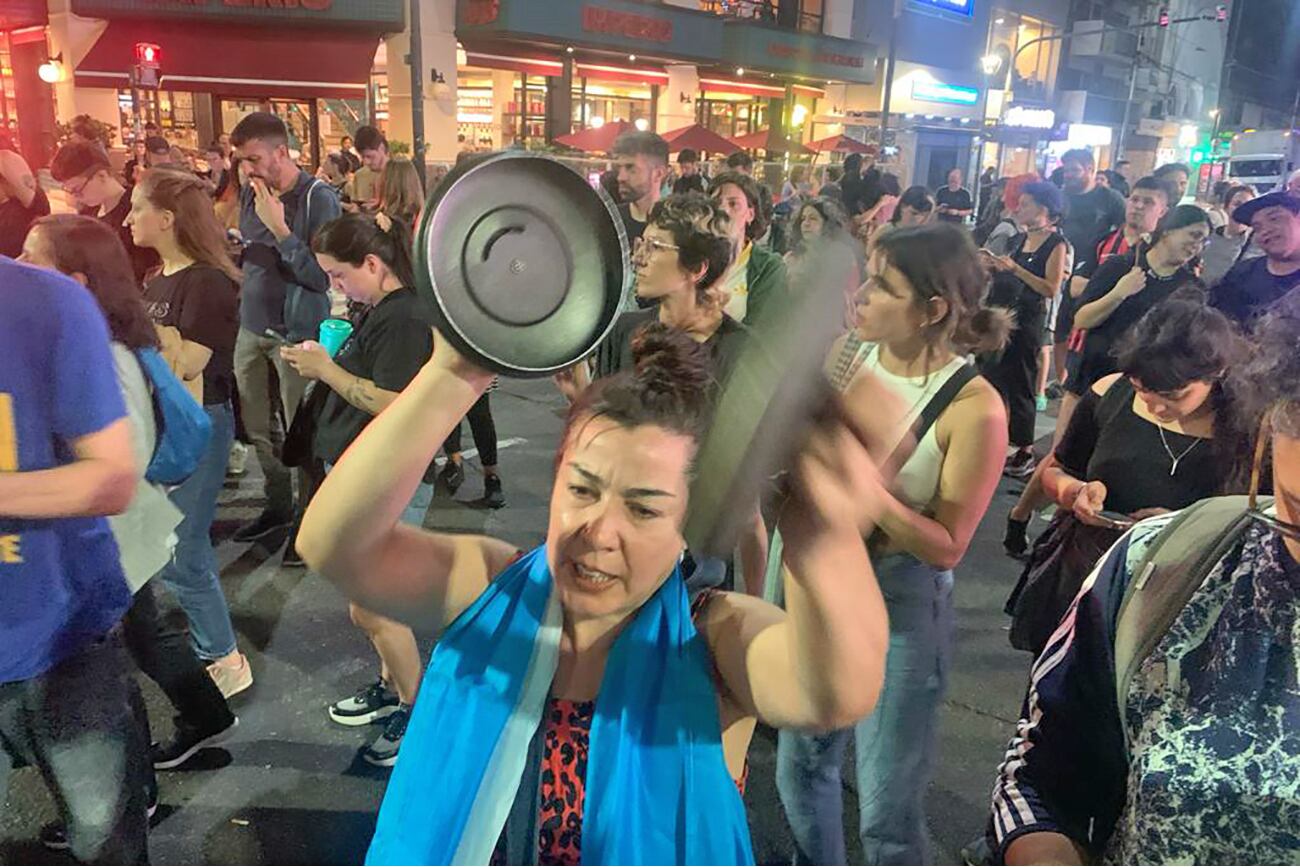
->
xmin=366 ymin=545 xmax=754 ymax=865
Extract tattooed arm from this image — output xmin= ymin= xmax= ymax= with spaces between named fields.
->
xmin=0 ymin=150 xmax=38 ymax=208
xmin=324 ymin=368 xmax=400 ymax=416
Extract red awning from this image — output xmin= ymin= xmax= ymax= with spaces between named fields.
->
xmin=807 ymin=134 xmax=876 ymax=155
xmin=662 ymin=124 xmax=738 ymax=156
xmin=554 ymin=120 xmax=637 ymax=154
xmin=75 ymin=21 xmax=380 ymax=99
xmin=730 ymin=128 xmax=811 ymax=155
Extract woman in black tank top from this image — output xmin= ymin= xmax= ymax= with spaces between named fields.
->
xmin=979 ymin=182 xmax=1072 ymax=474
xmin=1006 ymin=300 xmax=1249 ymax=654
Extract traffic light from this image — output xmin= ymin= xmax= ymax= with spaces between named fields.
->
xmin=1214 ymin=4 xmax=1228 ymax=22
xmin=135 ymin=42 xmax=161 ymax=67
xmin=1158 ymin=7 xmax=1170 ymax=26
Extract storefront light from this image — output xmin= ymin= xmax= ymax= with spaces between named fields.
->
xmin=590 ymin=116 xmax=606 ymax=129
xmin=1065 ymin=123 xmax=1112 ymax=147
xmin=635 ymin=118 xmax=650 ymax=131
xmin=790 ymin=104 xmax=809 ymax=127
xmin=38 ymin=55 xmax=65 ymax=84
xmin=1178 ymin=124 xmax=1199 ymax=148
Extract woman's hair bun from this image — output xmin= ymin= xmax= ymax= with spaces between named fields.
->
xmin=629 ymin=322 xmax=712 ymax=405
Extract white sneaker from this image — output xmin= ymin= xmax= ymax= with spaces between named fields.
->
xmin=227 ymin=441 xmax=249 ymax=476
xmin=207 ymin=652 xmax=253 ymax=699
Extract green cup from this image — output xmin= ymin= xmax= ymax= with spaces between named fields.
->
xmin=318 ymin=318 xmax=354 ymax=358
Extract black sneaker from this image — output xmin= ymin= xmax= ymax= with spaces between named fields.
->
xmin=483 ymin=475 xmax=505 ymax=509
xmin=438 ymin=460 xmax=465 ymax=495
xmin=362 ymin=705 xmax=410 ymax=767
xmin=329 ymin=679 xmax=400 ymax=727
xmin=1004 ymin=515 xmax=1030 ymax=559
xmin=152 ymin=716 xmax=239 ymax=770
xmin=41 ymin=787 xmax=159 ymax=850
xmin=233 ymin=510 xmax=292 ymax=543
xmin=281 ymin=544 xmax=305 ymax=569
xmin=1003 ymin=450 xmax=1037 ymax=480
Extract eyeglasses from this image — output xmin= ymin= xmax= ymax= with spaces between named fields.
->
xmin=1247 ymin=405 xmax=1300 ymax=542
xmin=632 ymin=236 xmax=680 ymax=258
xmin=61 ymin=172 xmax=94 ymax=198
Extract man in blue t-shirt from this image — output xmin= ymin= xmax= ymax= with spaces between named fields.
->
xmin=0 ymin=259 xmax=150 ymax=862
xmin=1211 ymin=191 xmax=1300 ymax=327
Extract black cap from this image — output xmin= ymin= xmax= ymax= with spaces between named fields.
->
xmin=1233 ymin=190 xmax=1300 ymax=225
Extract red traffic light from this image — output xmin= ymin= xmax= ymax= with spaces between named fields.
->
xmin=1158 ymin=7 xmax=1170 ymax=26
xmin=135 ymin=42 xmax=161 ymax=66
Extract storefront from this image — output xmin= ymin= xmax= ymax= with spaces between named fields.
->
xmin=454 ymin=0 xmax=875 ymax=150
xmin=60 ymin=0 xmax=403 ymax=165
xmin=0 ymin=1 xmax=56 ymax=166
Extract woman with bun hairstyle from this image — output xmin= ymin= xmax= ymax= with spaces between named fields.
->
xmin=280 ymin=212 xmax=437 ymax=768
xmin=296 ymin=310 xmax=895 ymax=859
xmin=778 ymin=223 xmax=1011 ymax=865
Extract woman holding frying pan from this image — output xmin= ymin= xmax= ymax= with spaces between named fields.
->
xmin=296 ymin=313 xmax=895 ymax=862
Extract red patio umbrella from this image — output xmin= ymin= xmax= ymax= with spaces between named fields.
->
xmin=661 ymin=123 xmax=739 ymax=156
xmin=554 ymin=120 xmax=637 ymax=154
xmin=729 ymin=128 xmax=811 ymax=155
xmin=807 ymin=134 xmax=876 ymax=155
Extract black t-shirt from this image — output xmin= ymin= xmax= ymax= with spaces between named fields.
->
xmin=0 ymin=185 xmax=49 ymax=258
xmin=617 ymin=203 xmax=647 ymax=244
xmin=592 ymin=309 xmax=750 ymax=401
xmin=1062 ymin=185 xmax=1126 ymax=276
xmin=312 ymin=288 xmax=433 ymax=469
xmin=1209 ymin=256 xmax=1300 ymax=327
xmin=81 ymin=190 xmax=160 ymax=284
xmin=673 ymin=174 xmax=706 ymax=195
xmin=934 ymin=186 xmax=973 ymax=223
xmin=1071 ymin=252 xmax=1201 ymax=393
xmin=1054 ymin=377 xmax=1222 ymax=515
xmin=143 ymin=264 xmax=240 ymax=405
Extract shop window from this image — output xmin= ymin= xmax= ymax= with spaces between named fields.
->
xmin=988 ymin=11 xmax=1059 ymax=104
xmin=0 ymin=34 xmax=17 ymax=146
xmin=699 ymin=1 xmax=823 ymax=33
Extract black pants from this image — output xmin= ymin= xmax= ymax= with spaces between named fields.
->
xmin=982 ymin=306 xmax=1042 ymax=449
xmin=121 ymin=581 xmax=235 ymax=734
xmin=0 ymin=633 xmax=151 ymax=864
xmin=443 ymin=393 xmax=499 ymax=467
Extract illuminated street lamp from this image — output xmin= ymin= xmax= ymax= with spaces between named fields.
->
xmin=37 ymin=53 xmax=64 ymax=83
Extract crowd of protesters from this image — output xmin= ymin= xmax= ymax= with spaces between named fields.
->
xmin=2 ymin=113 xmax=1299 ymax=867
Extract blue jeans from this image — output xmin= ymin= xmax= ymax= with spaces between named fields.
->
xmin=777 ymin=553 xmax=954 ymax=865
xmin=159 ymin=402 xmax=239 ymax=661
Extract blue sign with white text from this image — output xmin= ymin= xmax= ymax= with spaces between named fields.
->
xmin=909 ymin=0 xmax=975 ymax=17
xmin=912 ymin=80 xmax=981 ymax=105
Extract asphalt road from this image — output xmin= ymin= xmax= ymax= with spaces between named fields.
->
xmin=1 ymin=376 xmax=1056 ymax=866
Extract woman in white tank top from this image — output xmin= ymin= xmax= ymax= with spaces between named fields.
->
xmin=776 ymin=223 xmax=1011 ymax=865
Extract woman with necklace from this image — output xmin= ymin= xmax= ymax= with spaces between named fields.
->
xmin=980 ymin=181 xmax=1072 ymax=479
xmin=1069 ymin=204 xmax=1211 ymax=398
xmin=1005 ymin=299 xmax=1250 ymax=655
xmin=777 ymin=223 xmax=1012 ymax=864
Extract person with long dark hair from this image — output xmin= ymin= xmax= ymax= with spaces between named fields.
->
xmin=286 ymin=212 xmax=436 ymax=766
xmin=777 ymin=224 xmax=1011 ymax=865
xmin=784 ymin=196 xmax=861 ymax=329
xmin=17 ymin=215 xmax=239 ymax=846
xmin=1005 ymin=299 xmax=1249 ymax=655
xmin=980 ymin=181 xmax=1072 ymax=478
xmin=127 ymin=168 xmax=248 ymax=699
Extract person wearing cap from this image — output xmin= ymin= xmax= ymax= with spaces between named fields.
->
xmin=1210 ymin=191 xmax=1300 ymax=327
xmin=672 ymin=148 xmax=705 ymax=195
xmin=144 ymin=135 xmax=175 ymax=169
xmin=50 ymin=141 xmax=159 ymax=283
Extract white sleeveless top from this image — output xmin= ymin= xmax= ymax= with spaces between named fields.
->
xmin=842 ymin=341 xmax=969 ymax=513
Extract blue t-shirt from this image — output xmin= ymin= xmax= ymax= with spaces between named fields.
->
xmin=0 ymin=259 xmax=132 ymax=683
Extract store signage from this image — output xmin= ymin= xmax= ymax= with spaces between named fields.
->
xmin=1136 ymin=117 xmax=1165 ymax=137
xmin=767 ymin=42 xmax=864 ymax=70
xmin=0 ymin=0 xmax=47 ymax=29
xmin=911 ymin=80 xmax=980 ymax=106
xmin=581 ymin=5 xmax=673 ymax=43
xmin=1003 ymin=106 xmax=1056 ymax=130
xmin=464 ymin=0 xmax=499 ymax=26
xmin=70 ymin=0 xmax=403 ymax=26
xmin=909 ymin=0 xmax=974 ymax=17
